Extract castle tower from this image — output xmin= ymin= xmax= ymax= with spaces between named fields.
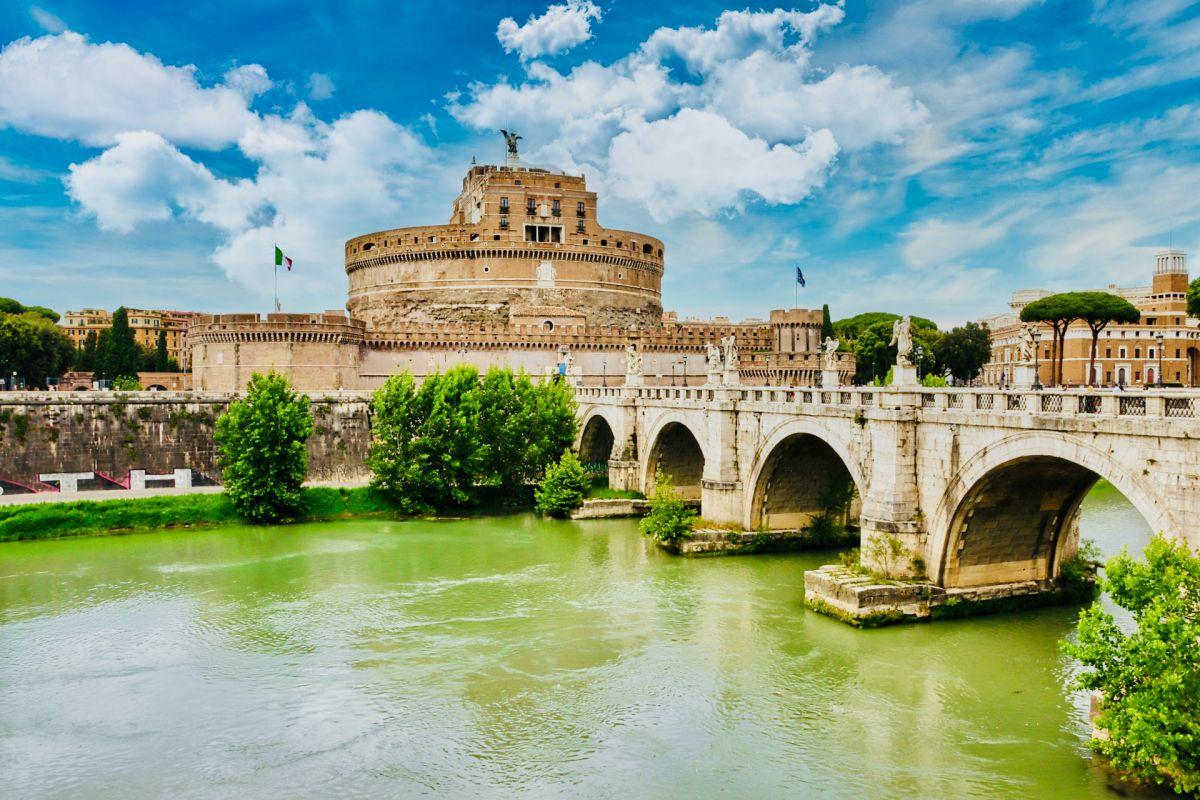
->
xmin=1152 ymin=249 xmax=1188 ymax=295
xmin=344 ymin=159 xmax=664 ymax=330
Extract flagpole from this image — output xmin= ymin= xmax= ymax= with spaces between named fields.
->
xmin=273 ymin=243 xmax=279 ymax=313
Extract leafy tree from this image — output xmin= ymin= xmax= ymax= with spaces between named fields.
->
xmin=214 ymin=371 xmax=313 ymax=523
xmin=76 ymin=330 xmax=100 ymax=373
xmin=99 ymin=307 xmax=141 ymax=381
xmin=934 ymin=321 xmax=992 ymax=383
xmin=110 ymin=376 xmax=142 ymax=391
xmin=0 ymin=297 xmax=58 ymax=322
xmin=639 ymin=471 xmax=697 ymax=543
xmin=850 ymin=319 xmax=940 ymax=385
xmin=476 ymin=368 xmax=576 ymax=490
xmin=534 ymin=450 xmax=589 ymax=517
xmin=1021 ymin=294 xmax=1082 ymax=386
xmin=833 ymin=312 xmax=938 ymax=341
xmin=1188 ymin=277 xmax=1200 ymax=321
xmin=1073 ymin=291 xmax=1141 ymax=386
xmin=368 ymin=366 xmax=486 ymax=513
xmin=0 ymin=311 xmax=74 ymax=388
xmin=1062 ymin=535 xmax=1200 ymax=794
xmin=820 ymin=304 xmax=834 ymax=341
xmin=153 ymin=329 xmax=171 ymax=372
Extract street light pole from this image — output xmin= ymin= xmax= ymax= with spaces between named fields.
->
xmin=602 ymin=359 xmax=607 ymax=387
xmin=682 ymin=355 xmax=688 ymax=388
xmin=1032 ymin=329 xmax=1042 ymax=390
xmin=1155 ymin=331 xmax=1165 ymax=387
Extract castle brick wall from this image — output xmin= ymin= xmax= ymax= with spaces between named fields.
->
xmin=0 ymin=392 xmax=373 ymax=493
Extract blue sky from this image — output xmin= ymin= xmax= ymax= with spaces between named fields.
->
xmin=1 ymin=0 xmax=1199 ymax=326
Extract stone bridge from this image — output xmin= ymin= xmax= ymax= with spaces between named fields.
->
xmin=575 ymin=384 xmax=1200 ymax=593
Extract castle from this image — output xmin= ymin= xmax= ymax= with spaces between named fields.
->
xmin=189 ymin=142 xmax=852 ymax=391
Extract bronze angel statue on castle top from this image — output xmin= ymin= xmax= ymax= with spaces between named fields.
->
xmin=500 ymin=129 xmax=521 ymax=158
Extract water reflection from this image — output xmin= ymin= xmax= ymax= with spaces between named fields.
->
xmin=0 ymin=485 xmax=1157 ymax=799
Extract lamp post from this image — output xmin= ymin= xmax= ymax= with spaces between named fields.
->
xmin=671 ymin=360 xmax=676 ymax=386
xmin=682 ymin=355 xmax=688 ymax=388
xmin=1155 ymin=331 xmax=1165 ymax=387
xmin=602 ymin=358 xmax=607 ymax=387
xmin=1032 ymin=329 xmax=1042 ymax=390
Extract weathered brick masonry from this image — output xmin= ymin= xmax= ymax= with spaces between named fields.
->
xmin=0 ymin=391 xmax=373 ymax=490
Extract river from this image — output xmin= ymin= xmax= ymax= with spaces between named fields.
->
xmin=0 ymin=484 xmax=1161 ymax=799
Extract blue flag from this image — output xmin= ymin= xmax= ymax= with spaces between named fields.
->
xmin=796 ymin=267 xmax=806 ymax=287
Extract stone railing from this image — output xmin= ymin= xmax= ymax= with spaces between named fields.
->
xmin=574 ymin=384 xmax=1200 ymax=420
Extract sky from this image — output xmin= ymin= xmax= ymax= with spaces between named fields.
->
xmin=1 ymin=0 xmax=1199 ymax=327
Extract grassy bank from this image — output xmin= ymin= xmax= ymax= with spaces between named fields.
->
xmin=0 ymin=487 xmax=402 ymax=543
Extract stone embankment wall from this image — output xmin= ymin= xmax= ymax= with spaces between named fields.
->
xmin=0 ymin=391 xmax=373 ymax=492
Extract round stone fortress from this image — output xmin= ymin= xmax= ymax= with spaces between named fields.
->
xmin=189 ymin=138 xmax=853 ymax=392
xmin=345 ymin=164 xmax=664 ymax=330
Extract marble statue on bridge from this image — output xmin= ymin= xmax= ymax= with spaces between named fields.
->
xmin=625 ymin=343 xmax=644 ymax=387
xmin=706 ymin=341 xmax=722 ymax=385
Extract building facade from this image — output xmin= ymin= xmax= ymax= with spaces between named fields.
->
xmin=62 ymin=307 xmax=202 ymax=369
xmin=190 ymin=154 xmax=854 ymax=392
xmin=980 ymin=250 xmax=1200 ymax=387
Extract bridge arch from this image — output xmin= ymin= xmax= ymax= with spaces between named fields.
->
xmin=577 ymin=413 xmax=616 ymax=467
xmin=744 ymin=420 xmax=864 ymax=532
xmin=641 ymin=413 xmax=707 ymax=500
xmin=929 ymin=432 xmax=1170 ymax=588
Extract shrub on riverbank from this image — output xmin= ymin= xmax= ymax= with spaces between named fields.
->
xmin=1062 ymin=535 xmax=1200 ymax=795
xmin=368 ymin=366 xmax=576 ymax=513
xmin=639 ymin=471 xmax=696 ymax=543
xmin=215 ymin=371 xmax=313 ymax=523
xmin=534 ymin=451 xmax=589 ymax=517
xmin=0 ymin=487 xmax=398 ymax=542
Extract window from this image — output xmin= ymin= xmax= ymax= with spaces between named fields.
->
xmin=524 ymin=224 xmax=562 ymax=243
xmin=1119 ymin=347 xmax=1127 ymax=358
xmin=499 ymin=196 xmax=509 ymax=212
xmin=1149 ymin=348 xmax=1156 ymax=358
xmin=1105 ymin=347 xmax=1111 ymax=358
xmin=469 ymin=233 xmax=479 ymax=241
xmin=514 ymin=179 xmax=521 ymax=185
xmin=642 ymin=243 xmax=653 ymax=255
xmin=552 ymin=199 xmax=561 ymax=216
xmin=1135 ymin=347 xmax=1141 ymax=358
xmin=493 ymin=234 xmax=501 ymax=241
xmin=553 ymin=182 xmax=560 ymax=188
xmin=576 ymin=220 xmax=585 ymax=233
xmin=526 ymin=197 xmax=536 ymax=214
xmin=576 ymin=201 xmax=585 ymax=217
xmin=600 ymin=239 xmax=607 ymax=246
xmin=543 ymin=320 xmax=554 ymax=331
xmin=499 ymin=216 xmax=509 ymax=229
xmin=1176 ymin=349 xmax=1182 ymax=358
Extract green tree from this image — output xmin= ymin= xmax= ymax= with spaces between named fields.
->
xmin=821 ymin=303 xmax=834 ymax=341
xmin=214 ymin=371 xmax=313 ymax=523
xmin=476 ymin=368 xmax=576 ymax=490
xmin=368 ymin=366 xmax=486 ymax=513
xmin=0 ymin=311 xmax=74 ymax=388
xmin=153 ymin=329 xmax=171 ymax=372
xmin=77 ymin=330 xmax=100 ymax=373
xmin=1021 ymin=294 xmax=1082 ymax=386
xmin=1187 ymin=277 xmax=1200 ymax=320
xmin=1062 ymin=535 xmax=1200 ymax=794
xmin=934 ymin=321 xmax=992 ymax=383
xmin=99 ymin=307 xmax=141 ymax=381
xmin=0 ymin=297 xmax=58 ymax=322
xmin=534 ymin=450 xmax=589 ymax=517
xmin=1073 ymin=292 xmax=1141 ymax=386
xmin=639 ymin=471 xmax=697 ymax=543
xmin=833 ymin=312 xmax=938 ymax=341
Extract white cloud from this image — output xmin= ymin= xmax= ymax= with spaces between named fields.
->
xmin=454 ymin=5 xmax=922 ymax=220
xmin=900 ymin=215 xmax=1010 ymax=269
xmin=29 ymin=6 xmax=66 ymax=33
xmin=307 ymin=71 xmax=335 ymax=100
xmin=0 ymin=32 xmax=261 ymax=148
xmin=607 ymin=110 xmax=838 ymax=221
xmin=224 ymin=63 xmax=272 ymax=100
xmin=66 ymin=112 xmax=429 ymax=303
xmin=496 ymin=0 xmax=601 ymax=60
xmin=65 ymin=131 xmax=219 ymax=233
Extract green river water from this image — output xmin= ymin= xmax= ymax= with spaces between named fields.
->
xmin=0 ymin=484 xmax=1164 ymax=799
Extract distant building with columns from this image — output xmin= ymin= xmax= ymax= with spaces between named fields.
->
xmin=980 ymin=250 xmax=1200 ymax=387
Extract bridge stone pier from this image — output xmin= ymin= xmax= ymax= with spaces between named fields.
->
xmin=575 ymin=384 xmax=1200 ymax=621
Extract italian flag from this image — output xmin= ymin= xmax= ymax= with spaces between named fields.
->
xmin=275 ymin=245 xmax=293 ymax=271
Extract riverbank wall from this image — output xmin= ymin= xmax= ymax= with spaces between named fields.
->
xmin=0 ymin=391 xmax=374 ymax=494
